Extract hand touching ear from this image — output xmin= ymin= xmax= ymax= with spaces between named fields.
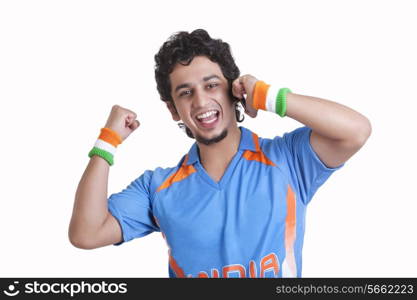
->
xmin=232 ymin=74 xmax=259 ymax=118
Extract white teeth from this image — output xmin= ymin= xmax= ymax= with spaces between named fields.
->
xmin=196 ymin=110 xmax=217 ymax=120
xmin=202 ymin=117 xmax=217 ymax=124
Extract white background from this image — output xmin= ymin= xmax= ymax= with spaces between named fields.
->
xmin=1 ymin=0 xmax=416 ymax=277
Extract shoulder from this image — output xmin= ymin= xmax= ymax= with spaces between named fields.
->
xmin=255 ymin=126 xmax=312 ymax=167
xmin=135 ymin=154 xmax=188 ymax=196
xmin=259 ymin=126 xmax=311 ymax=152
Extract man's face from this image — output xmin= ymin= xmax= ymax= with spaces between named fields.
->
xmin=168 ymin=56 xmax=236 ymax=145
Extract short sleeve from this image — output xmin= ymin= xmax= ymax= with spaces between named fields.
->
xmin=108 ymin=170 xmax=160 ymax=245
xmin=275 ymin=126 xmax=344 ymax=205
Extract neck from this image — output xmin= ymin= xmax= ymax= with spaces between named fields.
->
xmin=197 ymin=125 xmax=241 ymax=179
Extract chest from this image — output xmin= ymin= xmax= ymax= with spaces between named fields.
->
xmin=153 ymin=165 xmax=291 ymax=249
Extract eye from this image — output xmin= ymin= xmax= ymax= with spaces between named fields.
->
xmin=179 ymin=90 xmax=191 ymax=97
xmin=207 ymin=83 xmax=219 ymax=89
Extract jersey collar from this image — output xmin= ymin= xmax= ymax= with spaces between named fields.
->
xmin=185 ymin=126 xmax=257 ymax=166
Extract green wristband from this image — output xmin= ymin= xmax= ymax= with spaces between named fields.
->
xmin=88 ymin=147 xmax=114 ymax=166
xmin=276 ymin=88 xmax=292 ymax=117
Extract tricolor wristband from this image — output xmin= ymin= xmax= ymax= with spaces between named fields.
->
xmin=252 ymin=80 xmax=292 ymax=117
xmin=88 ymin=128 xmax=122 ymax=166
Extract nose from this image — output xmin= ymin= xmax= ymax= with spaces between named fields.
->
xmin=192 ymin=85 xmax=210 ymax=109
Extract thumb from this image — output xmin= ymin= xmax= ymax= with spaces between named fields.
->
xmin=128 ymin=119 xmax=140 ymax=131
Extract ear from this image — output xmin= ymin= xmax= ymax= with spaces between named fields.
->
xmin=166 ymin=101 xmax=181 ymax=121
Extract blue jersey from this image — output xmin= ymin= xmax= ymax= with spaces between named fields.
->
xmin=108 ymin=126 xmax=343 ymax=277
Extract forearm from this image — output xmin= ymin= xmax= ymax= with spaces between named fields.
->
xmin=69 ymin=155 xmax=110 ymax=245
xmin=235 ymin=76 xmax=372 ymax=167
xmin=286 ymin=92 xmax=371 ymax=143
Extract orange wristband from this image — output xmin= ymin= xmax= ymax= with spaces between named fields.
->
xmin=252 ymin=81 xmax=270 ymax=111
xmin=98 ymin=128 xmax=122 ymax=147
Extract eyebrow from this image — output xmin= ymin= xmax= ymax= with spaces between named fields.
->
xmin=174 ymin=74 xmax=221 ymax=93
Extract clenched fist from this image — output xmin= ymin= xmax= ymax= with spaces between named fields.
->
xmin=104 ymin=105 xmax=140 ymax=142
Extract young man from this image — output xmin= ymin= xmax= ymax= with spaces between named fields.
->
xmin=69 ymin=29 xmax=371 ymax=278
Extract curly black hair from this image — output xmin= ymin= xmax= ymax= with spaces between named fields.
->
xmin=154 ymin=29 xmax=244 ymax=138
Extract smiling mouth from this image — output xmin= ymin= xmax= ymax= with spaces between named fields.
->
xmin=195 ymin=110 xmax=220 ymax=125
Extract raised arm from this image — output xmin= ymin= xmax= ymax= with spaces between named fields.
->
xmin=285 ymin=92 xmax=371 ymax=168
xmin=232 ymin=75 xmax=372 ymax=168
xmin=68 ymin=105 xmax=140 ymax=249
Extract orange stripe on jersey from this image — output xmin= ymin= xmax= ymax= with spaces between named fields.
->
xmin=157 ymin=155 xmax=196 ymax=192
xmin=282 ymin=185 xmax=297 ymax=277
xmin=242 ymin=133 xmax=276 ymax=166
xmin=169 ymin=251 xmax=186 ymax=278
